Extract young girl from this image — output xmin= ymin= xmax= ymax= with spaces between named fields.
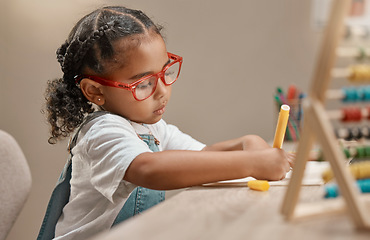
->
xmin=38 ymin=5 xmax=294 ymax=240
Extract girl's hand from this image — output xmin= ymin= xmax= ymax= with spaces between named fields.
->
xmin=240 ymin=135 xmax=271 ymax=151
xmin=248 ymin=148 xmax=294 ymax=181
xmin=203 ymin=134 xmax=295 ymax=181
xmin=224 ymin=135 xmax=295 ymax=180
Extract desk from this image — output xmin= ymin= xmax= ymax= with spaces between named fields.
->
xmin=90 ymin=184 xmax=370 ymax=240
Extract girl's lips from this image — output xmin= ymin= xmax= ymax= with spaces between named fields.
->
xmin=154 ymin=106 xmax=166 ymax=115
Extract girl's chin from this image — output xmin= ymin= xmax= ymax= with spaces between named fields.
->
xmin=131 ymin=116 xmax=162 ymax=125
xmin=147 ymin=116 xmax=162 ymax=124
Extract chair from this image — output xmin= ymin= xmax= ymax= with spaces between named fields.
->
xmin=0 ymin=130 xmax=32 ymax=240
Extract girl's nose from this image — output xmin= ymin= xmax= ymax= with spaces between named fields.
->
xmin=153 ymin=78 xmax=168 ymax=99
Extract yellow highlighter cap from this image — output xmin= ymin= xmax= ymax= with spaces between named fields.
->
xmin=247 ymin=180 xmax=270 ymax=191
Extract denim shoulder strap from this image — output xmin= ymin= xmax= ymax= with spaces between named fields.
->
xmin=37 ymin=111 xmax=109 ymax=240
xmin=112 ymin=134 xmax=165 ymax=226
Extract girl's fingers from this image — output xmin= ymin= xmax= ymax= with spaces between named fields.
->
xmin=286 ymin=152 xmax=295 ymax=167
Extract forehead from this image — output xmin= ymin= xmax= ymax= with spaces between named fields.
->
xmin=112 ymin=33 xmax=167 ymax=67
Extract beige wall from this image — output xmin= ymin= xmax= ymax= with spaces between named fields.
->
xmin=1 ymin=0 xmax=320 ymax=239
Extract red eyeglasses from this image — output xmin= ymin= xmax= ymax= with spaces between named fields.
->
xmin=75 ymin=52 xmax=183 ymax=101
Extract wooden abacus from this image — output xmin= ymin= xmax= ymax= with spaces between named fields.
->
xmin=281 ymin=0 xmax=370 ymax=230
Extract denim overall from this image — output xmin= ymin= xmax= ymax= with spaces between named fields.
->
xmin=37 ymin=112 xmax=165 ymax=240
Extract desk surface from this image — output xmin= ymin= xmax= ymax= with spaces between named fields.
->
xmin=90 ymin=184 xmax=370 ymax=240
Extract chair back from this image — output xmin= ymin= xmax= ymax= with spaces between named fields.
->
xmin=0 ymin=130 xmax=32 ymax=240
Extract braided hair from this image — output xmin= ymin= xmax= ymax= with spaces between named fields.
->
xmin=44 ymin=6 xmax=162 ymax=144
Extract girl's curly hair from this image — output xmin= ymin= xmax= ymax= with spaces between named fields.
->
xmin=44 ymin=6 xmax=162 ymax=144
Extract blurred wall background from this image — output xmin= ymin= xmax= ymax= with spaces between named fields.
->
xmin=1 ymin=0 xmax=321 ymax=239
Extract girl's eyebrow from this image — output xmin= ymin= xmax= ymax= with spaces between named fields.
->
xmin=129 ymin=59 xmax=171 ymax=80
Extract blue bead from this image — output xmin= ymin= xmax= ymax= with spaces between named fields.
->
xmin=343 ymin=87 xmax=359 ymax=102
xmin=363 ymin=86 xmax=370 ymax=101
xmin=324 ymin=184 xmax=338 ymax=198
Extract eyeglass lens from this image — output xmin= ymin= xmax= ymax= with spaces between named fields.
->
xmin=135 ymin=61 xmax=180 ymax=100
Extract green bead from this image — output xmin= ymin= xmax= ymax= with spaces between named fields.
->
xmin=356 ymin=146 xmax=366 ymax=158
xmin=365 ymin=146 xmax=370 ymax=158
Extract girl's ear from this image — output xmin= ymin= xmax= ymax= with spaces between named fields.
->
xmin=79 ymin=78 xmax=105 ymax=105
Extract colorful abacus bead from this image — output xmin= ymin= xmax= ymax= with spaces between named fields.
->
xmin=349 ymin=65 xmax=370 ymax=82
xmin=342 ymin=107 xmax=362 ymax=122
xmin=343 ymin=87 xmax=360 ymax=102
xmin=324 ymin=179 xmax=370 ymax=198
xmin=360 ymin=126 xmax=370 ymax=139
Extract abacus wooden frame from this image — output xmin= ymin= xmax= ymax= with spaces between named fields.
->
xmin=281 ymin=0 xmax=370 ymax=230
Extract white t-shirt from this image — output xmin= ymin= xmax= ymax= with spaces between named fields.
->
xmin=54 ymin=113 xmax=205 ymax=240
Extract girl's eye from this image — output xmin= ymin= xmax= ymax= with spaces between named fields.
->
xmin=137 ymin=82 xmax=152 ymax=89
xmin=165 ymin=70 xmax=175 ymax=76
xmin=136 ymin=78 xmax=155 ymax=89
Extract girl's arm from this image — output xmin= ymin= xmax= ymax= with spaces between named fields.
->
xmin=124 ymin=146 xmax=293 ymax=190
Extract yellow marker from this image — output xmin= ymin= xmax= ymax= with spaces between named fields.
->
xmin=247 ymin=105 xmax=289 ymax=191
xmin=273 ymin=104 xmax=290 ymax=149
xmin=248 ymin=180 xmax=270 ymax=191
